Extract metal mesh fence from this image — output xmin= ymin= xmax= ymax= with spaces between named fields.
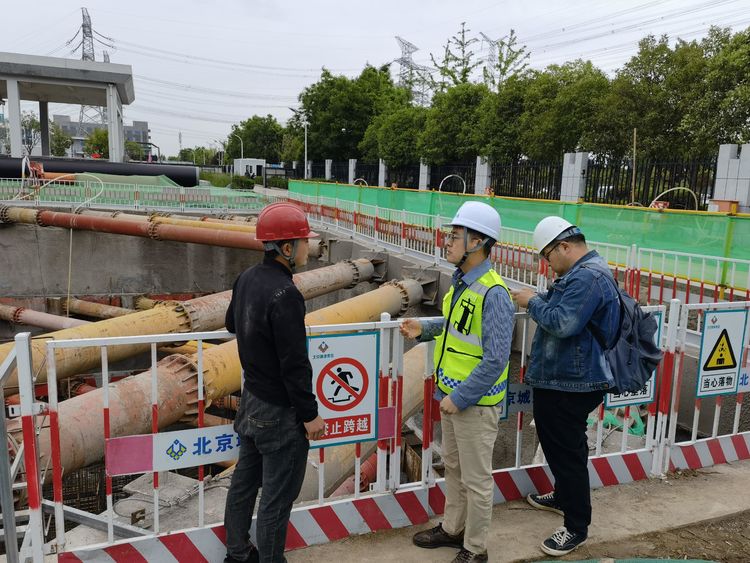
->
xmin=490 ymin=160 xmax=562 ymax=199
xmin=429 ymin=163 xmax=476 ymax=193
xmin=386 ymin=164 xmax=420 ymax=190
xmin=354 ymin=162 xmax=379 ymax=186
xmin=584 ymin=156 xmax=716 ymax=210
xmin=330 ymin=161 xmax=349 ymax=183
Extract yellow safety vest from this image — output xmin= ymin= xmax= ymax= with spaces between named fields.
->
xmin=434 ymin=269 xmax=510 ymax=406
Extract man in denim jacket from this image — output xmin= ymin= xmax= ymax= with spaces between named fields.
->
xmin=511 ymin=216 xmax=619 ymax=557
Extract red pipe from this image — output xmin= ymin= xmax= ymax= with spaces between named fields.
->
xmin=331 ymin=452 xmax=378 ymax=496
xmin=33 ymin=210 xmax=265 ymax=252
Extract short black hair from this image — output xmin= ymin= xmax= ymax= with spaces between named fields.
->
xmin=467 ymin=228 xmax=496 ymax=256
xmin=562 ymin=233 xmax=586 ymax=245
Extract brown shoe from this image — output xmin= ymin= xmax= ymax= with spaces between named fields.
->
xmin=412 ymin=523 xmax=464 ymax=549
xmin=452 ymin=548 xmax=488 ymax=562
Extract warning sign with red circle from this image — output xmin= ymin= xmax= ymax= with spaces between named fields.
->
xmin=308 ymin=331 xmax=379 ymax=447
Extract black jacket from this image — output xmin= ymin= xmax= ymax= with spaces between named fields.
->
xmin=226 ymin=255 xmax=318 ymax=422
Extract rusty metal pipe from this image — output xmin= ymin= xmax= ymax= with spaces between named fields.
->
xmin=0 ymin=303 xmax=87 ymax=331
xmin=0 ymin=260 xmax=375 ymax=388
xmin=63 ymin=298 xmax=134 ymax=319
xmin=0 ymin=207 xmax=266 ymax=252
xmin=14 ymin=279 xmax=423 ymax=481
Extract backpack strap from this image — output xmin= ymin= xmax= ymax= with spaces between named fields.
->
xmin=580 ymin=262 xmax=623 ymax=350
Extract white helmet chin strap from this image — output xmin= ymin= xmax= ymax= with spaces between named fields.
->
xmin=457 ymin=230 xmax=489 ymax=268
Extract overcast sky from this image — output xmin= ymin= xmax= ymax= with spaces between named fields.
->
xmin=2 ymin=0 xmax=749 ymax=156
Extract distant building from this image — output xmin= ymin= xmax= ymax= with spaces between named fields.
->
xmin=0 ymin=112 xmax=8 ymax=155
xmin=52 ymin=115 xmax=151 ymax=158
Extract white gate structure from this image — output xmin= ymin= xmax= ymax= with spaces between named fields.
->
xmin=2 ymin=306 xmax=750 ymax=561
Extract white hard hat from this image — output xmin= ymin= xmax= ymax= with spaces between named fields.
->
xmin=446 ymin=201 xmax=501 ymax=241
xmin=533 ymin=216 xmax=580 ymax=254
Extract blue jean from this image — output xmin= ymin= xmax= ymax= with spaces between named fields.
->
xmin=224 ymin=392 xmax=309 ymax=563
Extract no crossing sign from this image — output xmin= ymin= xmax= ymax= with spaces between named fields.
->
xmin=308 ymin=331 xmax=379 ymax=447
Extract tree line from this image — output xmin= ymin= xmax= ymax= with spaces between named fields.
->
xmin=216 ymin=24 xmax=750 ymax=168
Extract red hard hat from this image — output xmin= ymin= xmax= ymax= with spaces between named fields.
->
xmin=255 ymin=202 xmax=318 ymax=242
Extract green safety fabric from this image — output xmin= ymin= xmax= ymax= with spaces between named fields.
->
xmin=288 ymin=180 xmax=750 ymax=271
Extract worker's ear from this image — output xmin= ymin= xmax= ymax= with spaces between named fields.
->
xmin=280 ymin=240 xmax=294 ymax=257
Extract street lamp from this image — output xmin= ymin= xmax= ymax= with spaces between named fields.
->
xmin=303 ymin=120 xmax=309 ymax=179
xmin=230 ymin=133 xmax=244 ymax=160
xmin=214 ymin=139 xmax=227 ymax=167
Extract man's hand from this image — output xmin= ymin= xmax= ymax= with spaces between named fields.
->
xmin=440 ymin=395 xmax=459 ymax=415
xmin=304 ymin=416 xmax=326 ymax=440
xmin=399 ymin=318 xmax=423 ymax=339
xmin=510 ymin=288 xmax=537 ymax=309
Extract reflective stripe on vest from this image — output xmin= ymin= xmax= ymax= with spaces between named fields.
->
xmin=434 ymin=269 xmax=510 ymax=406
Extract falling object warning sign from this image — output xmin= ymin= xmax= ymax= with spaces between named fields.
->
xmin=702 ymin=329 xmax=737 ymax=371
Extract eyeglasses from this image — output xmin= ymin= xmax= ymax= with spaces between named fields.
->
xmin=541 ymin=242 xmax=562 ymax=261
xmin=445 ymin=232 xmax=462 ymax=243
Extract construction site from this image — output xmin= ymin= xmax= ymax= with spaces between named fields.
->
xmin=2 ymin=3 xmax=750 ymax=563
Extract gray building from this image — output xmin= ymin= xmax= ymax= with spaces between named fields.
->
xmin=52 ymin=115 xmax=150 ymax=158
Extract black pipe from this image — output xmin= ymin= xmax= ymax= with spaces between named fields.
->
xmin=0 ymin=157 xmax=199 ymax=187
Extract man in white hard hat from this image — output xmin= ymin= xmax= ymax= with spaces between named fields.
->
xmin=401 ymin=201 xmax=515 ymax=563
xmin=511 ymin=217 xmax=620 ymax=557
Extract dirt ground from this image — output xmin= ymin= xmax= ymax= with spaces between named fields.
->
xmin=531 ymin=508 xmax=750 ymax=563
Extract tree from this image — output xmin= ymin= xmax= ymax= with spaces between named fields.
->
xmin=125 ymin=141 xmax=144 ymax=161
xmin=84 ymin=128 xmax=109 ymax=158
xmin=518 ymin=60 xmax=610 ymax=161
xmin=585 ymin=34 xmax=695 ymax=160
xmin=419 ymin=82 xmax=488 ymax=164
xmin=375 ymin=106 xmax=427 ymax=167
xmin=50 ymin=122 xmax=72 ymax=157
xmin=483 ymin=29 xmax=530 ymax=91
xmin=475 ymin=74 xmax=529 ymax=162
xmin=423 ymin=22 xmax=482 ymax=94
xmin=298 ymin=65 xmax=409 ymax=160
xmin=226 ymin=115 xmax=284 ymax=162
xmin=679 ymin=27 xmax=750 ymax=156
xmin=21 ymin=111 xmax=41 ymax=155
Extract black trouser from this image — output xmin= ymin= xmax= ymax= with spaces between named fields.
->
xmin=532 ymin=387 xmax=604 ymax=536
xmin=224 ymin=393 xmax=309 ymax=563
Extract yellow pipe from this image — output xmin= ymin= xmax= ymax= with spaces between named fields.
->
xmin=15 ymin=279 xmax=424 ymax=481
xmin=202 ymin=280 xmax=421 ymax=401
xmin=1 ymin=260 xmax=374 ymax=389
xmin=150 ymin=215 xmax=256 ymax=233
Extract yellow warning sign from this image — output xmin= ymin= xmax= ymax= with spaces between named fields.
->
xmin=703 ymin=329 xmax=738 ymax=371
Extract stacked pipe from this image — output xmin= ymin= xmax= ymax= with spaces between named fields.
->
xmin=0 ymin=259 xmax=375 ymax=389
xmin=8 ymin=278 xmax=422 ymax=482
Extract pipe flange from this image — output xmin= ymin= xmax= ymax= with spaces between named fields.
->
xmin=387 ymin=281 xmax=411 ymax=317
xmin=34 ymin=210 xmax=45 ymax=227
xmin=11 ymin=307 xmax=25 ymax=324
xmin=0 ymin=205 xmax=10 ymax=223
xmin=344 ymin=260 xmax=360 ymax=288
xmin=147 ymin=222 xmax=161 ymax=240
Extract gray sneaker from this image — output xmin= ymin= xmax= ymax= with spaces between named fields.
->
xmin=527 ymin=491 xmax=564 ymax=515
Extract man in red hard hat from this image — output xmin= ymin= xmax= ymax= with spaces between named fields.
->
xmin=224 ymin=202 xmax=326 ymax=563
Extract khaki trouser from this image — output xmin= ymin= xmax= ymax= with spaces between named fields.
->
xmin=441 ymin=403 xmax=501 ymax=554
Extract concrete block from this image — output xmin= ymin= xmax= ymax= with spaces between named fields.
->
xmin=475 ymin=156 xmax=491 ymax=195
xmin=418 ymin=161 xmax=429 ymax=191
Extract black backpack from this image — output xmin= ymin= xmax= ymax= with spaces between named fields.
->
xmin=583 ymin=264 xmax=664 ymax=395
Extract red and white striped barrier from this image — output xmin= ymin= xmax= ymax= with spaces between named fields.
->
xmin=669 ymin=432 xmax=750 ymax=471
xmin=59 ymin=448 xmax=655 ymax=560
